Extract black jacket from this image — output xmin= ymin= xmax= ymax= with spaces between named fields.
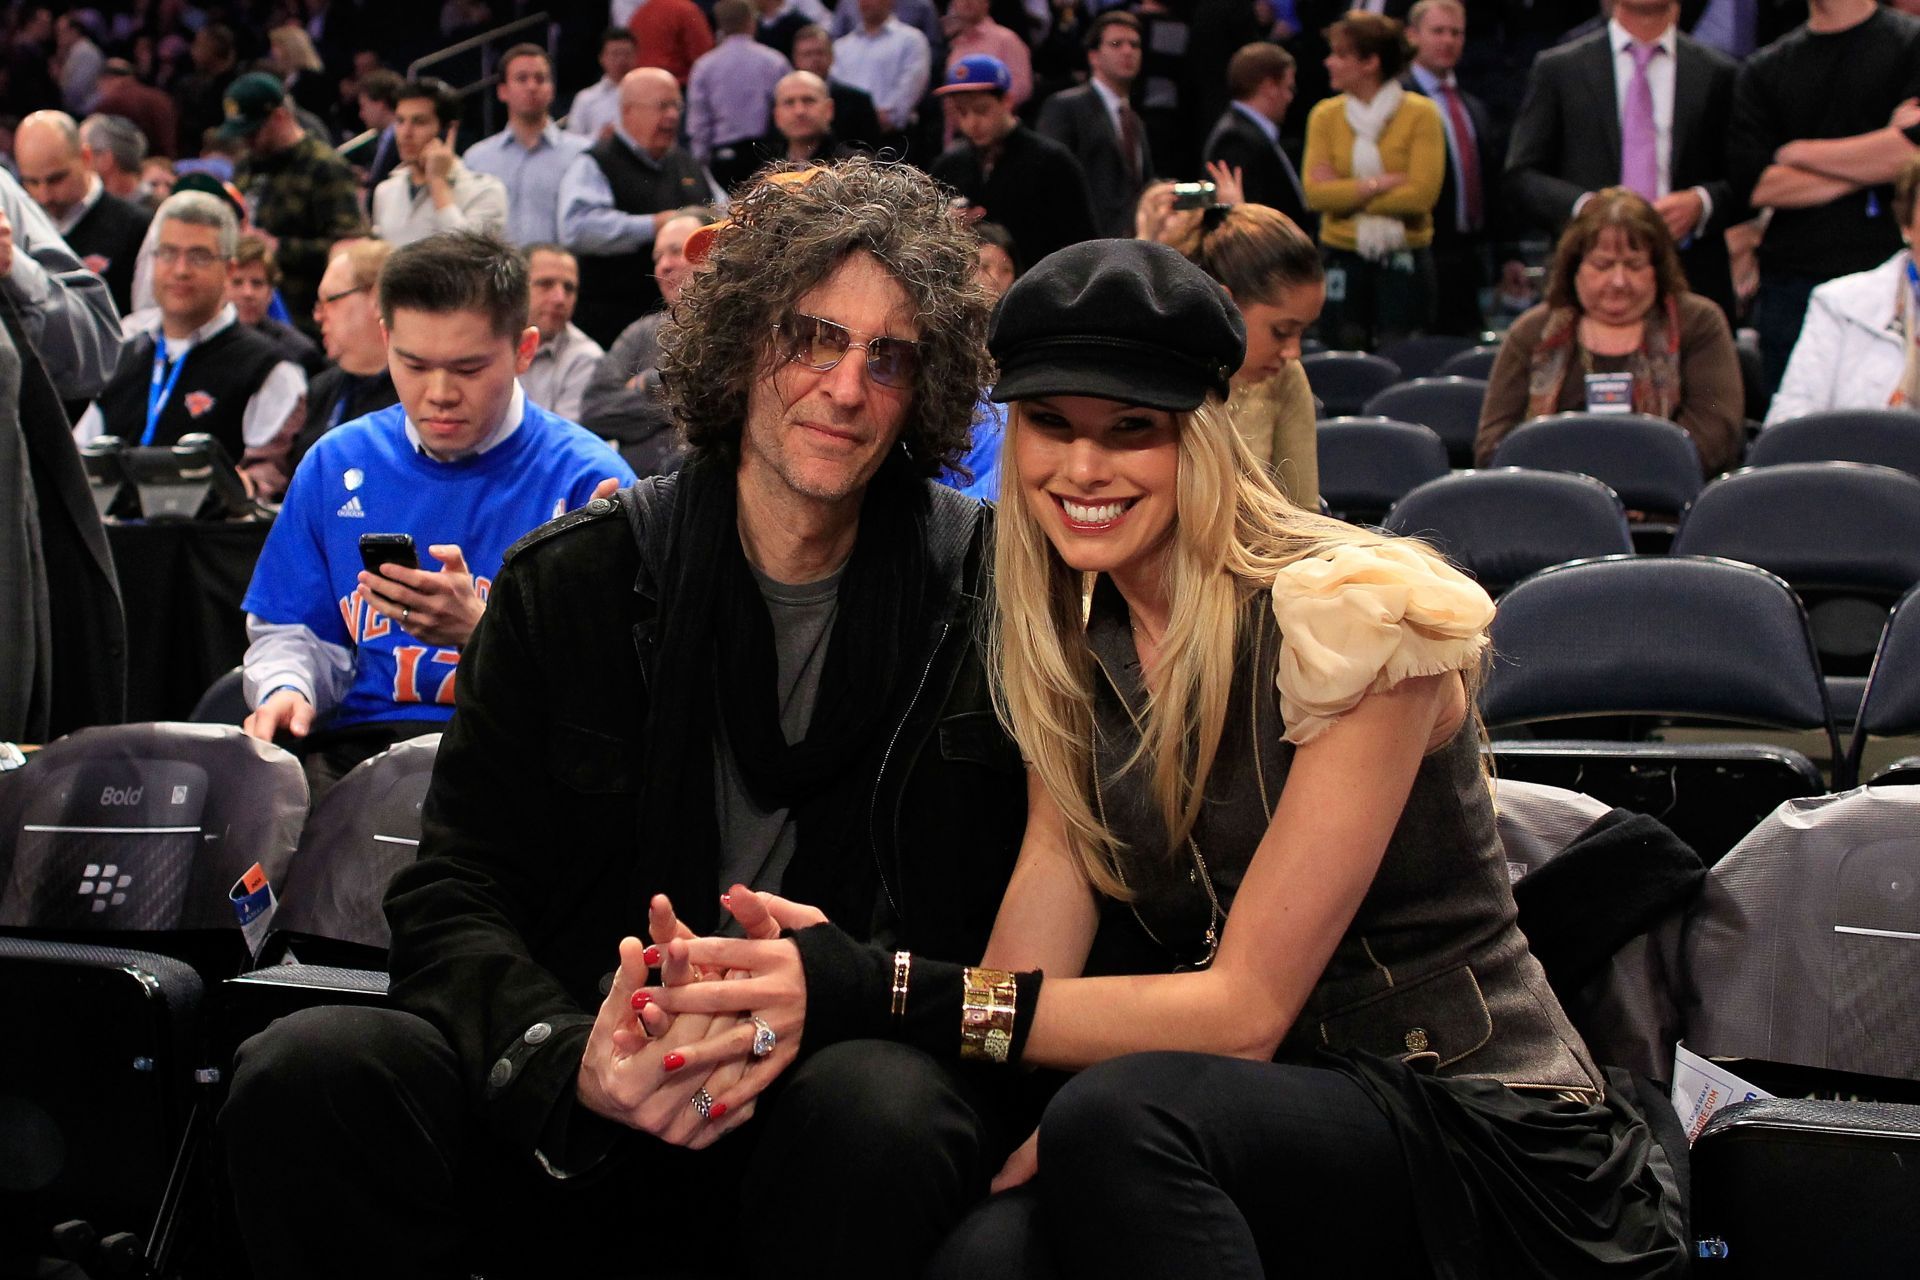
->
xmin=1398 ymin=70 xmax=1505 ymax=244
xmin=1503 ymin=28 xmax=1743 ymax=319
xmin=1201 ymin=106 xmax=1316 ymax=240
xmin=1037 ymin=84 xmax=1153 ymax=241
xmin=929 ymin=124 xmax=1099 ymax=269
xmin=383 ymin=476 xmax=1027 ymax=1160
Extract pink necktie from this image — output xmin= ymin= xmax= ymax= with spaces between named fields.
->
xmin=1621 ymin=42 xmax=1661 ymax=201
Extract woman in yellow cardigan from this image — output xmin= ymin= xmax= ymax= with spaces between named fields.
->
xmin=1302 ymin=12 xmax=1445 ymax=351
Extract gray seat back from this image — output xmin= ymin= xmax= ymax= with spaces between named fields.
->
xmin=276 ymin=734 xmax=440 ymax=950
xmin=1685 ymin=786 xmax=1920 ymax=1082
xmin=0 ymin=723 xmax=305 ymax=932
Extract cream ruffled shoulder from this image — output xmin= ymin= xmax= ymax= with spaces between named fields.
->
xmin=1270 ymin=541 xmax=1494 ymax=745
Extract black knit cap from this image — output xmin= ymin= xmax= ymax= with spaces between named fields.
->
xmin=988 ymin=239 xmax=1246 ymax=412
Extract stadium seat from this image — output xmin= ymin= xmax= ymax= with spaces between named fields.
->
xmin=1315 ymin=416 xmax=1448 ymax=525
xmin=1488 ymin=412 xmax=1704 ymax=516
xmin=1383 ymin=468 xmax=1631 ymax=596
xmin=1672 ymin=463 xmax=1920 ymax=727
xmin=1299 ymin=351 xmax=1401 ymax=417
xmin=188 ymin=667 xmax=248 ymax=726
xmin=1748 ymin=408 xmax=1920 ymax=480
xmin=1488 ymin=740 xmax=1825 ymax=865
xmin=0 ymin=724 xmax=305 ymax=1267
xmin=1435 ymin=344 xmax=1501 ymax=381
xmin=1687 ymin=785 xmax=1920 ymax=1082
xmin=1483 ymin=555 xmax=1842 ymax=781
xmin=1361 ymin=375 xmax=1488 ymax=467
xmin=1375 ymin=334 xmax=1475 ymax=380
xmin=1850 ymin=585 xmax=1920 ymax=787
xmin=274 ymin=733 xmax=439 ymax=956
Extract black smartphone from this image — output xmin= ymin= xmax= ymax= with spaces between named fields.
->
xmin=359 ymin=532 xmax=419 ymax=576
xmin=1171 ymin=181 xmax=1217 ymax=211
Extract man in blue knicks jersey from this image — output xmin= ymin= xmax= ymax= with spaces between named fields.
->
xmin=239 ymin=230 xmax=635 ymax=794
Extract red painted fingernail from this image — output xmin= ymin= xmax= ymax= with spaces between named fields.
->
xmin=643 ymin=945 xmax=661 ymax=966
xmin=662 ymin=1052 xmax=685 ymax=1071
xmin=630 ymin=991 xmax=650 ymax=1012
xmin=720 ymin=892 xmax=732 ymax=905
xmin=708 ymin=1101 xmax=728 ymax=1120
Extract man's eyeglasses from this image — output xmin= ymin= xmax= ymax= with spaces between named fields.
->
xmin=773 ymin=313 xmax=922 ymax=389
xmin=154 ymin=245 xmax=225 ymax=269
xmin=314 ymin=284 xmax=369 ymax=314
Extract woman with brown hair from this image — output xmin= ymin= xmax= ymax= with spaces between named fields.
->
xmin=1302 ymin=11 xmax=1445 ymax=350
xmin=1187 ymin=202 xmax=1327 ymax=509
xmin=1475 ymin=186 xmax=1744 ymax=475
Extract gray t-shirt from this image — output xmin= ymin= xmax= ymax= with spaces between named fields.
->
xmin=712 ymin=561 xmax=844 ymax=933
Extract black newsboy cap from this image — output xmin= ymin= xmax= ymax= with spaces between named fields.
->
xmin=988 ymin=239 xmax=1246 ymax=412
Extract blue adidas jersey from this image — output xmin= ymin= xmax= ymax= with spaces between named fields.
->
xmin=243 ymin=397 xmax=635 ymax=729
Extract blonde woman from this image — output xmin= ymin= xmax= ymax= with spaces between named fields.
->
xmin=647 ymin=240 xmax=1685 ymax=1278
xmin=1302 ymin=11 xmax=1445 ymax=350
xmin=266 ymin=24 xmax=330 ymax=121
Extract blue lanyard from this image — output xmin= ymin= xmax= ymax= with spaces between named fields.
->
xmin=142 ymin=335 xmax=190 ymax=446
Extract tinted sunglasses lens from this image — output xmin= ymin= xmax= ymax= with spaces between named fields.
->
xmin=786 ymin=314 xmax=849 ymax=369
xmin=866 ymin=339 xmax=919 ymax=388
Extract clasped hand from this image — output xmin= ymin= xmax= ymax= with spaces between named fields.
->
xmin=576 ymin=887 xmax=824 ymax=1148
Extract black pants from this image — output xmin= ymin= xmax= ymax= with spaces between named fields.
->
xmin=1319 ymin=245 xmax=1438 ymax=353
xmin=929 ymin=1052 xmax=1431 ymax=1280
xmin=292 ymin=718 xmax=443 ymax=804
xmin=220 ymin=1006 xmax=1023 ymax=1278
xmin=1752 ymin=271 xmax=1820 ymax=396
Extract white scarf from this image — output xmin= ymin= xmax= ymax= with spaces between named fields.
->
xmin=1344 ymin=80 xmax=1408 ymax=263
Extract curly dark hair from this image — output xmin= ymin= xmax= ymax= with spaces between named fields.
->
xmin=658 ymin=157 xmax=995 ymax=476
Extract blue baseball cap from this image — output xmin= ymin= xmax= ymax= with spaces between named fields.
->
xmin=935 ymin=55 xmax=1012 ymax=96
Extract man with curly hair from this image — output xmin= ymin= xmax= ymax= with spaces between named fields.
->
xmin=221 ymin=158 xmax=1030 ymax=1278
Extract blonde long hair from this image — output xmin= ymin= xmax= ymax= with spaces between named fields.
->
xmin=989 ymin=396 xmax=1424 ymax=898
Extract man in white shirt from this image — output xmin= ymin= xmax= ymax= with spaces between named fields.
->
xmin=518 ymin=243 xmax=604 ymax=421
xmin=463 ymin=45 xmax=592 ymax=246
xmin=372 ymin=78 xmax=510 ymax=247
xmin=832 ymin=0 xmax=931 ymax=135
xmin=76 ymin=191 xmax=307 ymax=496
xmin=566 ymin=28 xmax=637 ymax=142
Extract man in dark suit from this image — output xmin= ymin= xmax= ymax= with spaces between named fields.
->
xmin=1504 ymin=0 xmax=1743 ymax=320
xmin=1038 ymin=12 xmax=1152 ymax=239
xmin=790 ymin=24 xmax=885 ymax=153
xmin=1400 ymin=0 xmax=1501 ymax=336
xmin=13 ymin=109 xmax=151 ymax=315
xmin=1202 ymin=42 xmax=1315 ymax=238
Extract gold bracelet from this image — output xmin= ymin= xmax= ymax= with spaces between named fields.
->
xmin=959 ymin=966 xmax=1018 ymax=1064
xmin=890 ymin=951 xmax=912 ymax=1019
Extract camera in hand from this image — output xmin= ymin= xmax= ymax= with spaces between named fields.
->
xmin=1171 ymin=182 xmax=1217 ymax=211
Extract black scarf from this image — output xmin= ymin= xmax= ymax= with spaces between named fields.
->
xmin=637 ymin=451 xmax=936 ymax=934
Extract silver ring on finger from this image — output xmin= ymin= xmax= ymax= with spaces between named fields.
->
xmin=749 ymin=1014 xmax=777 ymax=1060
xmin=691 ymin=1087 xmax=716 ymax=1120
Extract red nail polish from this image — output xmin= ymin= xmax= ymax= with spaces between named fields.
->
xmin=708 ymin=1101 xmax=728 ymax=1120
xmin=663 ymin=1052 xmax=685 ymax=1071
xmin=720 ymin=892 xmax=732 ymax=905
xmin=643 ymin=944 xmax=661 ymax=966
xmin=630 ymin=991 xmax=650 ymax=1012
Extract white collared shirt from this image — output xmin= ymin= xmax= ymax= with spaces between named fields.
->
xmin=521 ymin=325 xmax=605 ymax=422
xmin=371 ymin=159 xmax=511 ymax=248
xmin=1608 ymin=18 xmax=1679 ymax=200
xmin=566 ymin=77 xmax=623 ymax=140
xmin=403 ymin=379 xmax=527 ymax=460
xmin=832 ymin=18 xmax=930 ymax=128
xmin=73 ymin=302 xmax=307 ymax=449
xmin=55 ymin=172 xmax=106 ymax=237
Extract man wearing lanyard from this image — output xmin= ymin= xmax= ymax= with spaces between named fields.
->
xmin=289 ymin=238 xmax=399 ymax=471
xmin=74 ymin=190 xmax=307 ymax=497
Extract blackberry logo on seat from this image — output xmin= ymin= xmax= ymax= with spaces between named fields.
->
xmin=78 ymin=863 xmax=133 ymax=912
xmin=100 ymin=785 xmax=143 ymax=806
